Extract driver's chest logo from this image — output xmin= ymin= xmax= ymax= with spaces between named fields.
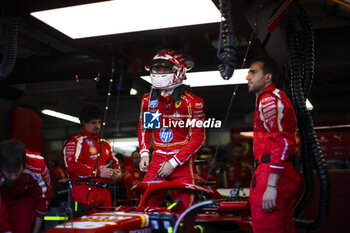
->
xmin=160 ymin=128 xmax=173 ymax=142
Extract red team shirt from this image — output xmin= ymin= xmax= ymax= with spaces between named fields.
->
xmin=0 ymin=150 xmax=51 ymax=232
xmin=63 ymin=128 xmax=120 ymax=185
xmin=123 ymin=165 xmax=145 ymax=199
xmin=250 ymin=84 xmax=300 ymax=233
xmin=225 ymin=161 xmax=252 ymax=188
xmin=252 ymin=84 xmax=297 ymax=174
xmin=63 ymin=129 xmax=120 ymax=206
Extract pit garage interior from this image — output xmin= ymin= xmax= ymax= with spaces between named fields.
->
xmin=0 ymin=0 xmax=349 ymax=232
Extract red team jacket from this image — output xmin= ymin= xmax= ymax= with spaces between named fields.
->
xmin=253 ymin=84 xmax=297 ymax=174
xmin=0 ymin=150 xmax=51 ymax=230
xmin=63 ymin=129 xmax=120 ymax=185
xmin=138 ymin=90 xmax=206 ymax=170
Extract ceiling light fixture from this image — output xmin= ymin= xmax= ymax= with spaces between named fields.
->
xmin=130 ymin=88 xmax=138 ymax=95
xmin=41 ymin=109 xmax=80 ymax=124
xmin=30 ymin=0 xmax=222 ymax=39
xmin=110 ymin=137 xmax=139 ymax=155
xmin=141 ymin=69 xmax=249 ymax=87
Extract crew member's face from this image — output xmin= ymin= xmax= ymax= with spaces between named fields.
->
xmin=2 ymin=165 xmax=24 ymax=184
xmin=83 ymin=118 xmax=101 ymax=135
xmin=131 ymin=152 xmax=141 ymax=170
xmin=232 ymin=146 xmax=244 ymax=162
xmin=246 ymin=61 xmax=270 ymax=95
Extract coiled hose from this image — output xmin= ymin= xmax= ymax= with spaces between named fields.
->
xmin=0 ymin=17 xmax=18 ymax=80
xmin=298 ymin=7 xmax=315 ymax=98
xmin=291 ymin=6 xmax=316 ymax=219
xmin=217 ymin=0 xmax=236 ymax=80
xmin=286 ymin=3 xmax=331 ymax=230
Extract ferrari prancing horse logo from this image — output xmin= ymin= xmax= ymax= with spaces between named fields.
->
xmin=175 ymin=100 xmax=181 ymax=108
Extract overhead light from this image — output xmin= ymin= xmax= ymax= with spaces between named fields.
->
xmin=314 ymin=124 xmax=350 ymax=130
xmin=141 ymin=69 xmax=249 ymax=88
xmin=239 ymin=131 xmax=253 ymax=137
xmin=30 ymin=0 xmax=222 ymax=39
xmin=130 ymin=88 xmax=138 ymax=95
xmin=41 ymin=109 xmax=80 ymax=124
xmin=110 ymin=137 xmax=139 ymax=155
xmin=306 ymin=99 xmax=313 ymax=111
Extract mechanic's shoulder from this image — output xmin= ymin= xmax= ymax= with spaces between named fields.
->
xmin=142 ymin=93 xmax=151 ymax=100
xmin=64 ymin=132 xmax=83 ymax=146
xmin=25 ymin=150 xmax=45 ymax=170
xmin=259 ymin=91 xmax=277 ymax=103
xmin=101 ymin=137 xmax=112 ymax=145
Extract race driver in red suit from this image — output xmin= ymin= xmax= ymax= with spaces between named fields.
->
xmin=0 ymin=139 xmax=51 ymax=233
xmin=63 ymin=104 xmax=122 ymax=207
xmin=246 ymin=56 xmax=301 ymax=233
xmin=138 ymin=49 xmax=205 ymax=209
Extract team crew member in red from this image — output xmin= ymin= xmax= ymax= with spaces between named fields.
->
xmin=195 ymin=147 xmax=219 ymax=183
xmin=224 ymin=143 xmax=252 ymax=188
xmin=246 ymin=56 xmax=301 ymax=233
xmin=63 ymin=104 xmax=122 ymax=207
xmin=138 ymin=49 xmax=205 ymax=208
xmin=0 ymin=140 xmax=51 ymax=233
xmin=123 ymin=150 xmax=145 ymax=200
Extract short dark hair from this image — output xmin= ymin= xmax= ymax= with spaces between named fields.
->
xmin=251 ymin=56 xmax=279 ymax=82
xmin=79 ymin=104 xmax=103 ymax=125
xmin=131 ymin=150 xmax=139 ymax=158
xmin=0 ymin=139 xmax=26 ymax=172
xmin=232 ymin=143 xmax=243 ymax=149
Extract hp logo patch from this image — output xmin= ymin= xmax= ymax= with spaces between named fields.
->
xmin=230 ymin=189 xmax=238 ymax=197
xmin=160 ymin=128 xmax=173 ymax=142
xmin=143 ymin=110 xmax=161 ymax=129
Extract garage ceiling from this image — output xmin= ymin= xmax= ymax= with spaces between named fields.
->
xmin=1 ymin=0 xmax=349 ymax=143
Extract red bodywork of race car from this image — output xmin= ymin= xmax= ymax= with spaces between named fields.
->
xmin=45 ymin=181 xmax=252 ymax=233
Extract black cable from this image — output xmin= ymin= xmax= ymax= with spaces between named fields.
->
xmin=201 ymin=0 xmax=263 ymax=190
xmin=287 ymin=8 xmax=315 ymax=219
xmin=217 ymin=0 xmax=236 ymax=80
xmin=85 ymin=56 xmax=116 ymax=201
xmin=0 ymin=15 xmax=18 ymax=80
xmin=286 ymin=3 xmax=331 ymax=230
xmin=298 ymin=7 xmax=315 ymax=99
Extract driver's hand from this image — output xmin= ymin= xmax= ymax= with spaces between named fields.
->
xmin=158 ymin=162 xmax=174 ymax=178
xmin=140 ymin=156 xmax=150 ymax=172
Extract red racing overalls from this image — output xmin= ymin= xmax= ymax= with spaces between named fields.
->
xmin=225 ymin=161 xmax=252 ymax=188
xmin=123 ymin=165 xmax=145 ymax=199
xmin=63 ymin=129 xmax=120 ymax=207
xmin=249 ymin=84 xmax=301 ymax=233
xmin=0 ymin=150 xmax=51 ymax=233
xmin=138 ymin=86 xmax=205 ymax=208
